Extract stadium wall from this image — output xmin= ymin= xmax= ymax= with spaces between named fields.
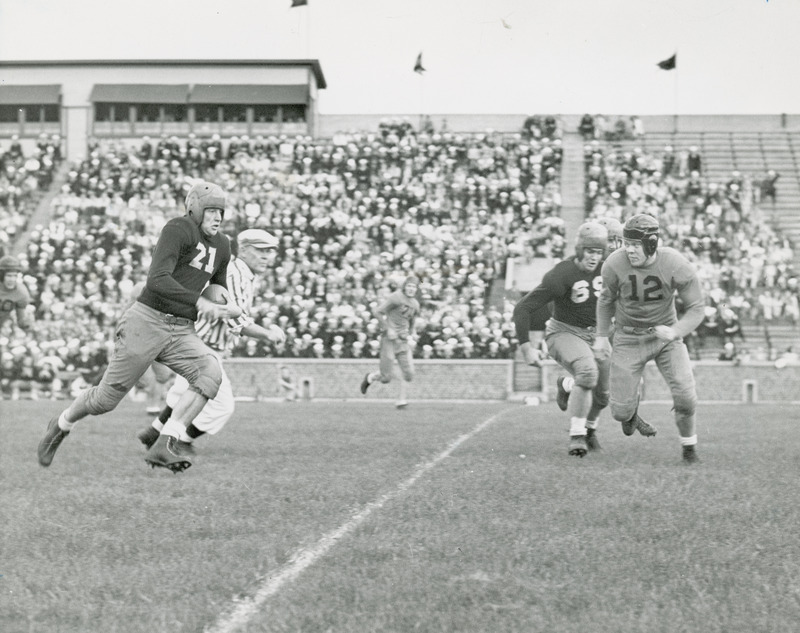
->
xmin=226 ymin=359 xmax=799 ymax=403
xmin=227 ymin=359 xmax=514 ymax=401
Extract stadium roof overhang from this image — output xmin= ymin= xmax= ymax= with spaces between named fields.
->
xmin=0 ymin=59 xmax=327 ymax=90
xmin=189 ymin=84 xmax=309 ymax=105
xmin=89 ymin=84 xmax=190 ymax=104
xmin=0 ymin=85 xmax=61 ymax=104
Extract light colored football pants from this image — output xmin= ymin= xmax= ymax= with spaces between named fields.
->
xmin=165 ymin=351 xmax=233 ymax=435
xmin=378 ymin=335 xmax=414 ymax=383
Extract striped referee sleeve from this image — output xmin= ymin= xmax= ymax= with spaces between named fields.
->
xmin=195 ymin=257 xmax=254 ymax=351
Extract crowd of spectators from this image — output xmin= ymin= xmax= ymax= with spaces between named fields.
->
xmin=0 ymin=120 xmax=569 ymax=397
xmin=0 ymin=133 xmax=63 ymax=256
xmin=2 ymin=118 xmax=799 ymax=399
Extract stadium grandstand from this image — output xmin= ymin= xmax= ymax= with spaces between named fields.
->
xmin=1 ymin=59 xmax=800 ymax=401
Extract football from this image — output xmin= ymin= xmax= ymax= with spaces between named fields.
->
xmin=201 ymin=284 xmax=229 ymax=304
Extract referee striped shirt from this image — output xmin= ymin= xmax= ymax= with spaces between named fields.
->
xmin=195 ymin=256 xmax=256 ymax=352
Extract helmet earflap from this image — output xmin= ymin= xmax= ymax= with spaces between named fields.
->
xmin=641 ymin=233 xmax=659 ymax=257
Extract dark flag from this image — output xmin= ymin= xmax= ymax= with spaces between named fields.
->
xmin=414 ymin=52 xmax=426 ymax=74
xmin=657 ymin=54 xmax=676 ymax=70
xmin=291 ymin=0 xmax=308 ymax=7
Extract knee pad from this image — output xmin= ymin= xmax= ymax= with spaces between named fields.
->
xmin=572 ymin=357 xmax=599 ymax=390
xmin=673 ymin=389 xmax=697 ymax=416
xmin=400 ymin=367 xmax=414 ymax=382
xmin=189 ymin=354 xmax=223 ymax=400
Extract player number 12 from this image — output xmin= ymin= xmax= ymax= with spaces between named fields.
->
xmin=628 ymin=274 xmax=664 ymax=302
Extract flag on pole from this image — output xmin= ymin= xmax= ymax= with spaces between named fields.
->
xmin=414 ymin=52 xmax=426 ymax=74
xmin=657 ymin=54 xmax=676 ymax=70
xmin=291 ymin=0 xmax=308 ymax=7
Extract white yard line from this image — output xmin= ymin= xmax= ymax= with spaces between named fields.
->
xmin=206 ymin=408 xmax=514 ymax=633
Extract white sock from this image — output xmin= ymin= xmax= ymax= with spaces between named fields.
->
xmin=586 ymin=419 xmax=598 ymax=430
xmin=569 ymin=417 xmax=587 ymax=436
xmin=58 ymin=411 xmax=76 ymax=432
xmin=151 ymin=419 xmax=164 ymax=432
xmin=161 ymin=419 xmax=185 ymax=439
xmin=562 ymin=376 xmax=575 ymax=392
xmin=680 ymin=435 xmax=698 ymax=446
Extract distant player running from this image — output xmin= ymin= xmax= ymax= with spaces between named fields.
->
xmin=37 ymin=181 xmax=242 ymax=472
xmin=594 ymin=214 xmax=705 ymax=464
xmin=0 ymin=255 xmax=33 ymax=331
xmin=360 ymin=275 xmax=420 ymax=408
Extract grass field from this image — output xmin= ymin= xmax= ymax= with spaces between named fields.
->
xmin=3 ymin=398 xmax=800 ymax=633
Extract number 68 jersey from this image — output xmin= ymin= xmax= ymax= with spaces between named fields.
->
xmin=516 ymin=257 xmax=604 ymax=331
xmin=597 ymin=246 xmax=704 ymax=335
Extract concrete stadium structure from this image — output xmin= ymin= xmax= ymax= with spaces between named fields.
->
xmin=0 ymin=58 xmax=327 ymax=162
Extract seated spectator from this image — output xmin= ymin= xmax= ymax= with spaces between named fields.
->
xmin=719 ymin=308 xmax=744 ymax=345
xmin=718 ymin=341 xmax=740 ymax=363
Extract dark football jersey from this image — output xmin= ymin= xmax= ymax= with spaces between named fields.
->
xmin=138 ymin=216 xmax=232 ymax=320
xmin=514 ymin=258 xmax=602 ymax=341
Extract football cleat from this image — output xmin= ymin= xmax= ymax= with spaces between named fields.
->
xmin=144 ymin=435 xmax=192 ymax=473
xmin=555 ymin=376 xmax=569 ymax=412
xmin=175 ymin=439 xmax=196 ymax=456
xmin=635 ymin=413 xmax=657 ymax=437
xmin=682 ymin=445 xmax=699 ymax=464
xmin=585 ymin=427 xmax=601 ymax=451
xmin=568 ymin=435 xmax=588 ymax=458
xmin=137 ymin=425 xmax=160 ymax=450
xmin=360 ymin=373 xmax=371 ymax=395
xmin=38 ymin=415 xmax=70 ymax=467
xmin=622 ymin=410 xmax=657 ymax=437
xmin=395 ymin=401 xmax=408 ymax=409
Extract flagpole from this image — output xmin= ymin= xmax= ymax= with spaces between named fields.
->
xmin=419 ymin=73 xmax=424 ymax=132
xmin=673 ymin=51 xmax=679 ymax=134
xmin=414 ymin=53 xmax=426 ymax=131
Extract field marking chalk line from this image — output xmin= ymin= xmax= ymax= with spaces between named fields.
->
xmin=206 ymin=406 xmax=515 ymax=633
